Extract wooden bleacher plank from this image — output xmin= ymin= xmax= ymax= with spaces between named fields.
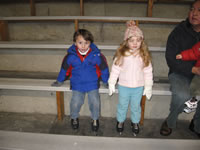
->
xmin=0 ymin=42 xmax=166 ymax=52
xmin=0 ymin=16 xmax=183 ymax=41
xmin=0 ymin=77 xmax=171 ymax=123
xmin=0 ymin=77 xmax=171 ymax=95
xmin=1 ymin=16 xmax=184 ymax=24
xmin=0 ymin=78 xmax=70 ymax=92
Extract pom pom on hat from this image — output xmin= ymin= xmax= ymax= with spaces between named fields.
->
xmin=124 ymin=20 xmax=144 ymax=41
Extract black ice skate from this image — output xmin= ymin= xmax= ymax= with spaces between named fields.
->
xmin=116 ymin=121 xmax=124 ymax=135
xmin=71 ymin=118 xmax=79 ymax=130
xmin=131 ymin=122 xmax=139 ymax=136
xmin=91 ymin=119 xmax=99 ymax=134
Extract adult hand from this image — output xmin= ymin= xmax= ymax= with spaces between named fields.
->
xmin=192 ymin=67 xmax=200 ymax=76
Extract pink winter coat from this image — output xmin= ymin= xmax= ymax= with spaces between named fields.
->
xmin=109 ymin=53 xmax=153 ymax=88
xmin=181 ymin=42 xmax=200 ymax=67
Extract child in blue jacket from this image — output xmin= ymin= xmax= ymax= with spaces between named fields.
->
xmin=52 ymin=29 xmax=109 ymax=132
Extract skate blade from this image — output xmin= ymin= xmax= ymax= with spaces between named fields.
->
xmin=133 ymin=133 xmax=137 ymax=136
xmin=93 ymin=131 xmax=98 ymax=136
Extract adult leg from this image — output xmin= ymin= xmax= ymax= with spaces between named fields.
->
xmin=193 ymin=101 xmax=200 ymax=134
xmin=88 ymin=89 xmax=100 ymax=120
xmin=190 ymin=75 xmax=200 ymax=96
xmin=166 ymin=73 xmax=191 ymax=128
xmin=70 ymin=90 xmax=85 ymax=119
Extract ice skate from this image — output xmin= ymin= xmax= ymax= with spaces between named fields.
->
xmin=131 ymin=123 xmax=139 ymax=136
xmin=71 ymin=118 xmax=79 ymax=130
xmin=91 ymin=119 xmax=99 ymax=135
xmin=184 ymin=97 xmax=199 ymax=109
xmin=116 ymin=121 xmax=124 ymax=135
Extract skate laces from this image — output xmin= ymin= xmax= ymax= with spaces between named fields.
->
xmin=72 ymin=119 xmax=78 ymax=125
xmin=92 ymin=120 xmax=99 ymax=127
xmin=93 ymin=120 xmax=97 ymax=126
xmin=118 ymin=122 xmax=123 ymax=128
xmin=133 ymin=123 xmax=139 ymax=129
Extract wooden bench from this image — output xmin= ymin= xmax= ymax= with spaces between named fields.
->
xmin=0 ymin=0 xmax=193 ymax=17
xmin=0 ymin=16 xmax=183 ymax=41
xmin=0 ymin=41 xmax=168 ymax=125
xmin=0 ymin=77 xmax=171 ymax=125
xmin=0 ymin=41 xmax=166 ymax=52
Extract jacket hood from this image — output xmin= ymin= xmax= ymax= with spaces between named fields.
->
xmin=67 ymin=43 xmax=100 ymax=55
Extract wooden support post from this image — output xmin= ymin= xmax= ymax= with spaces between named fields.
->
xmin=56 ymin=91 xmax=65 ymax=121
xmin=30 ymin=0 xmax=36 ymax=16
xmin=80 ymin=0 xmax=84 ymax=16
xmin=135 ymin=20 xmax=139 ymax=26
xmin=147 ymin=0 xmax=154 ymax=17
xmin=75 ymin=19 xmax=79 ymax=31
xmin=0 ymin=20 xmax=9 ymax=41
xmin=140 ymin=95 xmax=146 ymax=125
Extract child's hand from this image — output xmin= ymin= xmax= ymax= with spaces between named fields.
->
xmin=108 ymin=84 xmax=115 ymax=96
xmin=176 ymin=54 xmax=182 ymax=59
xmin=143 ymin=85 xmax=152 ymax=100
xmin=51 ymin=81 xmax=63 ymax=87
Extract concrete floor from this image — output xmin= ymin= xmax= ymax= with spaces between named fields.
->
xmin=0 ymin=112 xmax=199 ymax=139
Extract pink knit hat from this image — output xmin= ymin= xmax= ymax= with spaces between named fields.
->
xmin=124 ymin=20 xmax=144 ymax=41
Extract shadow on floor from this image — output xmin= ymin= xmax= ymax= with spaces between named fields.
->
xmin=0 ymin=112 xmax=198 ymax=139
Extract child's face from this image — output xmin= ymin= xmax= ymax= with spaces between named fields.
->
xmin=127 ymin=36 xmax=142 ymax=51
xmin=75 ymin=35 xmax=91 ymax=53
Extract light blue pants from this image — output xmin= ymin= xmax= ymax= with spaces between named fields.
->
xmin=70 ymin=89 xmax=100 ymax=120
xmin=117 ymin=85 xmax=144 ymax=124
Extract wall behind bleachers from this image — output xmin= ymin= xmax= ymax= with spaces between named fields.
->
xmin=0 ymin=1 xmax=190 ymax=18
xmin=0 ymin=1 xmax=191 ymax=78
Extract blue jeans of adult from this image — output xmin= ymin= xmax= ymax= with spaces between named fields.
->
xmin=70 ymin=89 xmax=100 ymax=120
xmin=117 ymin=85 xmax=144 ymax=124
xmin=166 ymin=72 xmax=192 ymax=128
xmin=194 ymin=102 xmax=200 ymax=133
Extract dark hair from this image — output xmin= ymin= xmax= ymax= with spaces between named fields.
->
xmin=73 ymin=29 xmax=94 ymax=43
xmin=191 ymin=0 xmax=200 ymax=7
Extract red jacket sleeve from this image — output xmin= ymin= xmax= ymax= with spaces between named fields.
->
xmin=181 ymin=42 xmax=200 ymax=61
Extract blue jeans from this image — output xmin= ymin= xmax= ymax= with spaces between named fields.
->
xmin=166 ymin=73 xmax=192 ymax=128
xmin=117 ymin=85 xmax=144 ymax=123
xmin=194 ymin=101 xmax=200 ymax=133
xmin=70 ymin=89 xmax=100 ymax=120
xmin=190 ymin=75 xmax=200 ymax=96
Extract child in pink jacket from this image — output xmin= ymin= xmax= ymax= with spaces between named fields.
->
xmin=176 ymin=42 xmax=200 ymax=113
xmin=108 ymin=20 xmax=153 ymax=136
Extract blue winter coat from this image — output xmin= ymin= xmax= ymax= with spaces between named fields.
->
xmin=57 ymin=43 xmax=109 ymax=92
